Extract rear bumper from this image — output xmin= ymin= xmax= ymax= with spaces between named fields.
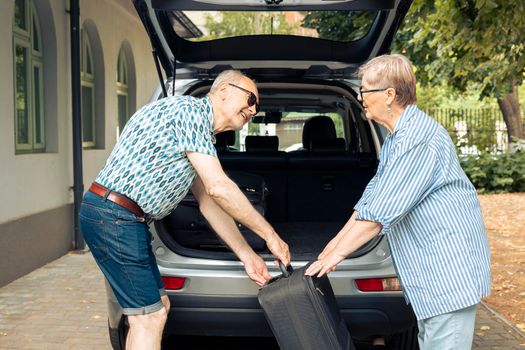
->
xmin=163 ymin=294 xmax=416 ymax=337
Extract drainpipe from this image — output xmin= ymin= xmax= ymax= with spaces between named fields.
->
xmin=70 ymin=0 xmax=84 ymax=250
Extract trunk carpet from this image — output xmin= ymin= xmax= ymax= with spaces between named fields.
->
xmin=272 ymin=221 xmax=346 ymax=261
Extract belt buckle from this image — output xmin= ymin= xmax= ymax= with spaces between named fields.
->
xmin=142 ymin=214 xmax=154 ymax=225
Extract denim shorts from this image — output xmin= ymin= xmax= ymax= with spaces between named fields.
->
xmin=79 ymin=191 xmax=166 ymax=315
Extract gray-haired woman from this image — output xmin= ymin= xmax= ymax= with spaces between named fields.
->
xmin=306 ymin=54 xmax=491 ymax=350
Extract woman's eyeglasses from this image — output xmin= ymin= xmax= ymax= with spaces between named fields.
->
xmin=359 ymin=87 xmax=388 ymax=100
xmin=228 ymin=83 xmax=260 ymax=114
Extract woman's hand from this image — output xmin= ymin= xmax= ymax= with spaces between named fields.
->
xmin=304 ymin=250 xmax=347 ymax=277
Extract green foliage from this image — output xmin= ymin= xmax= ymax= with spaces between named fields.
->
xmin=302 ymin=11 xmax=376 ymax=41
xmin=248 ymin=122 xmax=260 ymax=135
xmin=417 ymin=83 xmax=498 ymax=111
xmin=460 ymin=141 xmax=525 ymax=193
xmin=327 ymin=113 xmax=344 ymax=138
xmin=394 ymin=0 xmax=525 ymax=99
xmin=203 ymin=12 xmax=296 ymax=39
xmin=426 ymin=108 xmax=505 ymax=153
xmin=301 ymin=2 xmax=525 ymax=140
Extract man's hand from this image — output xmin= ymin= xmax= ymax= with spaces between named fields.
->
xmin=265 ymin=233 xmax=291 ymax=267
xmin=238 ymin=250 xmax=272 ymax=287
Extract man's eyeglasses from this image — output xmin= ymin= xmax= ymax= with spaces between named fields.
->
xmin=228 ymin=83 xmax=260 ymax=114
xmin=359 ymin=86 xmax=388 ymax=100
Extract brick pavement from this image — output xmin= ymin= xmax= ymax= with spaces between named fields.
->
xmin=0 ymin=253 xmax=524 ymax=350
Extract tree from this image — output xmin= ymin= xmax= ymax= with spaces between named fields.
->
xmin=303 ymin=1 xmax=525 ymax=142
xmin=301 ymin=11 xmax=375 ymax=42
xmin=203 ymin=12 xmax=296 ymax=40
xmin=396 ymin=0 xmax=524 ymax=142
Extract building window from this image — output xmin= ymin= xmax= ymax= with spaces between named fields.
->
xmin=81 ymin=29 xmax=96 ymax=148
xmin=116 ymin=49 xmax=129 ymax=137
xmin=13 ymin=0 xmax=45 ymax=153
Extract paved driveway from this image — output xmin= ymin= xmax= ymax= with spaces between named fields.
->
xmin=0 ymin=253 xmax=524 ymax=349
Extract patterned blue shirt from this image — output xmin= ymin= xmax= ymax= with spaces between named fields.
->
xmin=95 ymin=95 xmax=217 ymax=219
xmin=354 ymin=105 xmax=491 ymax=320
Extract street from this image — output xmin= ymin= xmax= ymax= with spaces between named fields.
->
xmin=0 ymin=253 xmax=524 ymax=349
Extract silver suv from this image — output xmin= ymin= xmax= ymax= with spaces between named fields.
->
xmin=108 ymin=1 xmax=417 ymax=349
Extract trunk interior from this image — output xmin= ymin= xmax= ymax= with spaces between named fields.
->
xmin=156 ymin=150 xmax=379 ymax=261
xmin=155 ymin=82 xmax=380 ymax=261
xmin=273 ymin=222 xmax=346 ymax=259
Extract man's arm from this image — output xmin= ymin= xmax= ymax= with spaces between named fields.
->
xmin=191 ymin=177 xmax=271 ymax=286
xmin=186 ymin=151 xmax=290 ymax=265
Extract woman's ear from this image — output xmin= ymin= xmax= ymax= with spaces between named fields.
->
xmin=386 ymin=87 xmax=396 ymax=105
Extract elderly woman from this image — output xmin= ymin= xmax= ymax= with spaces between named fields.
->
xmin=305 ymin=54 xmax=491 ymax=350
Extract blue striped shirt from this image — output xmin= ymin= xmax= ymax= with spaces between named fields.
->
xmin=354 ymin=105 xmax=491 ymax=320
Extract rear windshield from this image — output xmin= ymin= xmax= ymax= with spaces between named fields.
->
xmin=236 ymin=112 xmax=344 ymax=152
xmin=172 ymin=11 xmax=378 ymax=43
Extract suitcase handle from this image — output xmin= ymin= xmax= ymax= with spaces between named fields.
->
xmin=279 ymin=261 xmax=293 ymax=278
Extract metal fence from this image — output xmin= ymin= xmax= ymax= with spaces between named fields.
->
xmin=424 ymin=107 xmax=525 ymax=155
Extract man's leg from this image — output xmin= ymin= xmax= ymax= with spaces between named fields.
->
xmin=102 ymin=207 xmax=167 ymax=350
xmin=161 ymin=295 xmax=170 ymax=314
xmin=80 ymin=192 xmax=169 ymax=350
xmin=126 ymin=307 xmax=168 ymax=350
xmin=417 ymin=304 xmax=478 ymax=350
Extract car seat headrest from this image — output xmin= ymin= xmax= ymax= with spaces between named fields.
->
xmin=302 ymin=116 xmax=337 ymax=150
xmin=245 ymin=135 xmax=279 ymax=152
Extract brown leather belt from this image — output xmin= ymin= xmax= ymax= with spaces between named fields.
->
xmin=89 ymin=182 xmax=145 ymax=217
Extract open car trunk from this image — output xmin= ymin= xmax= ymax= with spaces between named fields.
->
xmin=154 ymin=80 xmax=381 ymax=261
xmin=136 ymin=0 xmax=412 ymax=261
xmin=156 ymin=220 xmax=380 ymax=262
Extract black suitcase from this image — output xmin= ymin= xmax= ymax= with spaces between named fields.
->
xmin=163 ymin=171 xmax=268 ymax=251
xmin=258 ymin=263 xmax=354 ymax=350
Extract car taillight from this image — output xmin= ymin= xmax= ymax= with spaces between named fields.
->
xmin=355 ymin=277 xmax=401 ymax=292
xmin=162 ymin=276 xmax=186 ymax=290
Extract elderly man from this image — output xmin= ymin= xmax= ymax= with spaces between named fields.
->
xmin=79 ymin=70 xmax=290 ymax=350
xmin=305 ymin=54 xmax=491 ymax=350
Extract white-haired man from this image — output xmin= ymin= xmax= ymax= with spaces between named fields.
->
xmin=79 ymin=70 xmax=291 ymax=350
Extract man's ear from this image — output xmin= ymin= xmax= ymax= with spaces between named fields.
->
xmin=218 ymin=82 xmax=229 ymax=101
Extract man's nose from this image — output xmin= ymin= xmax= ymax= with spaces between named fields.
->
xmin=247 ymin=104 xmax=257 ymax=115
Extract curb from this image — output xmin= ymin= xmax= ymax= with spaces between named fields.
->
xmin=480 ymin=300 xmax=525 ymax=340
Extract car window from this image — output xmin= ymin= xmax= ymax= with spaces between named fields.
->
xmin=236 ymin=112 xmax=345 ymax=152
xmin=176 ymin=11 xmax=378 ymax=43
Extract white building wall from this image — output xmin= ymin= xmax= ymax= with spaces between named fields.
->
xmin=0 ymin=0 xmax=158 ymax=224
xmin=0 ymin=0 xmax=159 ymax=286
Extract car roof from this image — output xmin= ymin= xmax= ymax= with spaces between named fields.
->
xmin=133 ymin=0 xmax=412 ymax=79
